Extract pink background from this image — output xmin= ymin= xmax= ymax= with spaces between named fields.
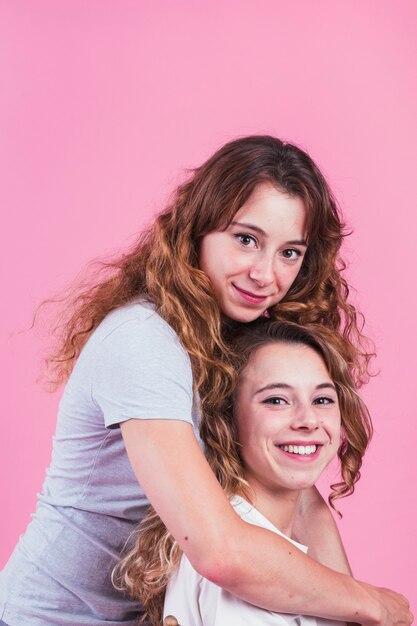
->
xmin=1 ymin=0 xmax=416 ymax=611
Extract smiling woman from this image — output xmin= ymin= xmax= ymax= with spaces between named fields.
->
xmin=199 ymin=183 xmax=307 ymax=322
xmin=233 ymin=341 xmax=341 ymax=502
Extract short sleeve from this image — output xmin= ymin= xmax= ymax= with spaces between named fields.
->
xmin=91 ymin=309 xmax=194 ymax=428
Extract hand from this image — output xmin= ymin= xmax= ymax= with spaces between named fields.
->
xmin=361 ymin=582 xmax=413 ymax=626
xmin=163 ymin=616 xmax=181 ymax=626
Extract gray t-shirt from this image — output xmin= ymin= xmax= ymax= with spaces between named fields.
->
xmin=0 ymin=301 xmax=199 ymax=626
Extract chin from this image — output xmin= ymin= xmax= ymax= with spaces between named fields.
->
xmin=287 ymin=477 xmax=317 ymax=491
xmin=226 ymin=307 xmax=265 ymax=324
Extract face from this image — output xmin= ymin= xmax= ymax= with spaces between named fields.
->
xmin=234 ymin=342 xmax=341 ymax=496
xmin=199 ymin=182 xmax=307 ymax=323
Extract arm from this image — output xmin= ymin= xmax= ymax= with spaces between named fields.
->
xmin=121 ymin=419 xmax=412 ymax=626
xmin=292 ymin=485 xmax=352 ymax=574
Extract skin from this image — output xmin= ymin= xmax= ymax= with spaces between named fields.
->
xmin=121 ymin=182 xmax=412 ymax=625
xmin=234 ymin=342 xmax=341 ymax=537
xmin=199 ymin=182 xmax=307 ymax=323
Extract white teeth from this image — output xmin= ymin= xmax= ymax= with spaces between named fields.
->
xmin=279 ymin=444 xmax=317 ymax=455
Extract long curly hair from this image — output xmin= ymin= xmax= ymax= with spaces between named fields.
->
xmin=113 ymin=320 xmax=372 ymax=626
xmin=47 ymin=135 xmax=372 ymax=424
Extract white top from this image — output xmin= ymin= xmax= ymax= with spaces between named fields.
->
xmin=1 ymin=301 xmax=200 ymax=626
xmin=164 ymin=496 xmax=341 ymax=626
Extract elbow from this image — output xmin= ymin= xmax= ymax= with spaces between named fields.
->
xmin=191 ymin=534 xmax=245 ymax=589
xmin=197 ymin=553 xmax=244 ymax=589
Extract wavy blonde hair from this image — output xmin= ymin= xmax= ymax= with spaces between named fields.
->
xmin=113 ymin=320 xmax=372 ymax=626
xmin=47 ymin=136 xmax=372 ymax=424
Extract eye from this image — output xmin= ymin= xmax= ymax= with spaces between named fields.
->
xmin=313 ymin=396 xmax=335 ymax=405
xmin=281 ymin=248 xmax=303 ymax=261
xmin=235 ymin=233 xmax=258 ymax=248
xmin=262 ymin=396 xmax=288 ymax=405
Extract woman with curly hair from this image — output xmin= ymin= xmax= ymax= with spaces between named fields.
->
xmin=115 ymin=319 xmax=373 ymax=626
xmin=0 ymin=136 xmax=410 ymax=626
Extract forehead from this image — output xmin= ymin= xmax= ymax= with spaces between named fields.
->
xmin=238 ymin=341 xmax=332 ymax=392
xmin=233 ymin=182 xmax=305 ymax=218
xmin=225 ymin=183 xmax=307 ymax=247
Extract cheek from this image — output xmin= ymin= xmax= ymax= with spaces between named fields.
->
xmin=199 ymin=233 xmax=223 ymax=271
xmin=332 ymin=418 xmax=342 ymax=447
xmin=285 ymin=263 xmax=303 ymax=286
xmin=200 ymin=238 xmax=239 ymax=279
xmin=238 ymin=436 xmax=263 ymax=474
xmin=272 ymin=264 xmax=302 ymax=295
xmin=235 ymin=416 xmax=259 ymax=454
xmin=238 ymin=422 xmax=270 ymax=456
xmin=200 ymin=247 xmax=223 ymax=283
xmin=235 ymin=421 xmax=250 ymax=451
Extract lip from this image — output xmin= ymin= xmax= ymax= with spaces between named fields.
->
xmin=232 ymin=283 xmax=269 ymax=304
xmin=276 ymin=441 xmax=324 ymax=446
xmin=274 ymin=441 xmax=323 ymax=462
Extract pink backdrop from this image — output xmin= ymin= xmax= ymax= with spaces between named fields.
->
xmin=1 ymin=0 xmax=416 ymax=611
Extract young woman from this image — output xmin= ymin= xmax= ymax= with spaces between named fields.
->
xmin=114 ymin=319 xmax=373 ymax=626
xmin=0 ymin=136 xmax=411 ymax=626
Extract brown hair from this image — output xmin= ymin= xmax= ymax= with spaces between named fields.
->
xmin=207 ymin=318 xmax=373 ymax=507
xmin=113 ymin=319 xmax=372 ymax=626
xmin=47 ymin=136 xmax=371 ymax=422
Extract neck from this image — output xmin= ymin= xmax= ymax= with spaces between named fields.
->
xmin=245 ymin=478 xmax=302 ymax=538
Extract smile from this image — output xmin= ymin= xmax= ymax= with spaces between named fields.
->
xmin=276 ymin=443 xmax=323 ymax=461
xmin=279 ymin=444 xmax=317 ymax=455
xmin=232 ymin=284 xmax=269 ymax=304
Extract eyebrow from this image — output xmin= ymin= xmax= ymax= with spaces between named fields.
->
xmin=253 ymin=382 xmax=337 ymax=397
xmin=230 ymin=221 xmax=307 ymax=246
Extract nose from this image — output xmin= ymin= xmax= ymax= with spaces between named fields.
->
xmin=291 ymin=405 xmax=320 ymax=432
xmin=248 ymin=252 xmax=275 ymax=287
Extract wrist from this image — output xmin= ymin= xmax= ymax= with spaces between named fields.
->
xmin=351 ymin=580 xmax=383 ymax=626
